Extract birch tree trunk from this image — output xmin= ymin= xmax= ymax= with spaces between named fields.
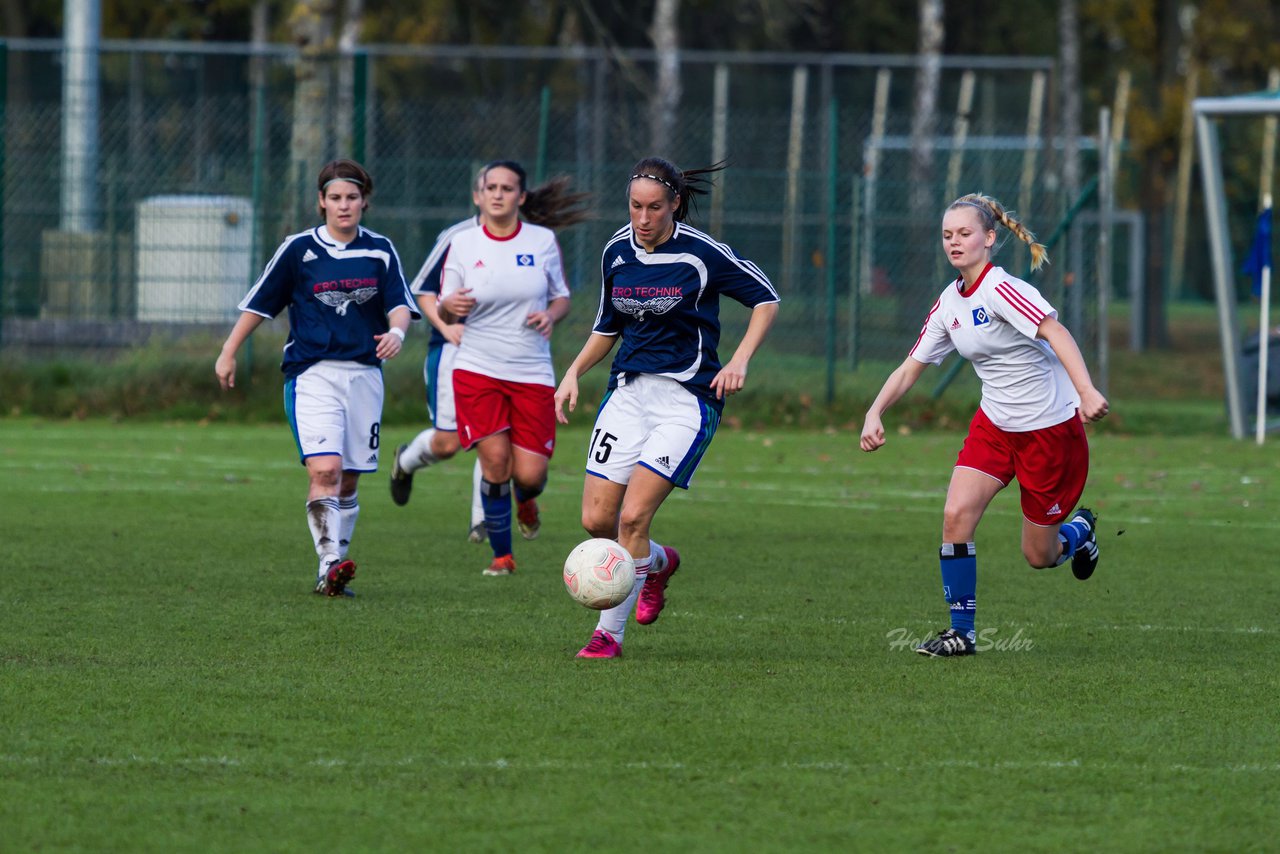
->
xmin=649 ymin=0 xmax=681 ymax=153
xmin=336 ymin=0 xmax=364 ymax=157
xmin=903 ymin=0 xmax=943 ymax=327
xmin=1059 ymin=0 xmax=1083 ymax=333
xmin=288 ymin=0 xmax=338 ymax=229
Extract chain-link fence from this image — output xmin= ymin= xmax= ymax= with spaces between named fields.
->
xmin=2 ymin=40 xmax=1114 ymax=390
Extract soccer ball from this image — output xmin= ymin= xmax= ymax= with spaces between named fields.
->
xmin=563 ymin=538 xmax=636 ymax=610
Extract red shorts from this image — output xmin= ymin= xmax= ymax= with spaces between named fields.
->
xmin=453 ymin=369 xmax=556 ymax=458
xmin=955 ymin=407 xmax=1089 ymax=526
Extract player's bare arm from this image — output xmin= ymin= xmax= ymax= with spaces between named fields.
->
xmin=215 ymin=312 xmax=267 ymax=390
xmin=554 ymin=333 xmax=617 ymax=423
xmin=1036 ymin=317 xmax=1109 ymax=422
xmin=860 ymin=357 xmax=929 ymax=451
xmin=711 ymin=302 xmax=778 ymax=399
xmin=418 ymin=293 xmax=464 ymax=346
xmin=439 ymin=286 xmax=476 ymax=324
xmin=528 ymin=295 xmax=571 ymax=339
xmin=374 ymin=305 xmax=413 ymax=360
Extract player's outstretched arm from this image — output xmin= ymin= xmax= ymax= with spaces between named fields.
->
xmin=374 ymin=305 xmax=413 ymax=360
xmin=711 ymin=302 xmax=778 ymax=400
xmin=215 ymin=312 xmax=266 ymax=390
xmin=554 ymin=333 xmax=617 ymax=424
xmin=1036 ymin=317 xmax=1109 ymax=422
xmin=860 ymin=357 xmax=929 ymax=452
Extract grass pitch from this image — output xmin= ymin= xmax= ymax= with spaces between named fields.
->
xmin=2 ymin=419 xmax=1277 ymax=851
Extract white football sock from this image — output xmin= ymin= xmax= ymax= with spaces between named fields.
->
xmin=595 ymin=554 xmax=652 ymax=644
xmin=401 ymin=428 xmax=438 ymax=474
xmin=470 ymin=458 xmax=485 ymax=527
xmin=337 ymin=493 xmax=359 ymax=559
xmin=306 ymin=496 xmax=342 ymax=572
xmin=649 ymin=540 xmax=668 ymax=573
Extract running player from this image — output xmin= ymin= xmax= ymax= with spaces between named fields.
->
xmin=215 ymin=158 xmax=418 ymax=597
xmin=389 ymin=169 xmax=488 ymax=544
xmin=554 ymin=156 xmax=780 ymax=659
xmin=438 ymin=160 xmax=587 ymax=577
xmin=860 ymin=192 xmax=1109 ymax=657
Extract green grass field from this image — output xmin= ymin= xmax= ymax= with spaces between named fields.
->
xmin=3 ymin=419 xmax=1278 ymax=851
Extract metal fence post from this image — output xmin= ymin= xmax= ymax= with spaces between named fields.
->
xmin=353 ymin=51 xmax=367 ymax=162
xmin=535 ymin=85 xmax=550 ymax=185
xmin=0 ymin=41 xmax=7 ymax=350
xmin=825 ymin=97 xmax=838 ymax=404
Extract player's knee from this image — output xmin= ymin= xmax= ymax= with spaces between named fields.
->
xmin=1022 ymin=544 xmax=1056 ymax=569
xmin=581 ymin=510 xmax=614 ymax=539
xmin=432 ymin=432 xmax=461 ymax=459
xmin=941 ymin=504 xmax=975 ymax=540
xmin=308 ymin=466 xmax=341 ymax=490
xmin=616 ymin=510 xmax=652 ymax=545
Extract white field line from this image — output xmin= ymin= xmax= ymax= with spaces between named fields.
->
xmin=1 ymin=753 xmax=1275 ymax=775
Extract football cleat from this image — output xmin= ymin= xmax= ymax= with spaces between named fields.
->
xmin=467 ymin=521 xmax=488 ymax=544
xmin=635 ymin=546 xmax=680 ymax=625
xmin=483 ymin=554 xmax=517 ymax=577
xmin=389 ymin=444 xmax=413 ymax=507
xmin=916 ymin=628 xmax=976 ymax=657
xmin=314 ymin=558 xmax=357 ymax=598
xmin=576 ymin=629 xmax=622 ymax=659
xmin=1069 ymin=507 xmax=1100 ymax=581
xmin=516 ymin=499 xmax=541 ymax=540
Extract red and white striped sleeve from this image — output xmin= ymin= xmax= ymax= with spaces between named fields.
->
xmin=991 ymin=277 xmax=1057 ymax=339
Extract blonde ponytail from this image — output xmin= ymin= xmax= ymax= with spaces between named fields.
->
xmin=948 ymin=193 xmax=1050 ymax=271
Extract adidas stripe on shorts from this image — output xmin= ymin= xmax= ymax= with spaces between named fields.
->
xmin=585 ymin=373 xmax=719 ymax=490
xmin=285 ymin=360 xmax=385 ymax=472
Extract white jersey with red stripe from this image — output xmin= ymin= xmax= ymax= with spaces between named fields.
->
xmin=909 ymin=263 xmax=1079 ymax=432
xmin=442 ymin=221 xmax=569 ymax=387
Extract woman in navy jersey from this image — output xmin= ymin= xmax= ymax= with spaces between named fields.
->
xmin=216 ymin=158 xmax=419 ymax=597
xmin=860 ymin=192 xmax=1109 ymax=657
xmin=437 ymin=160 xmax=588 ymax=578
xmin=554 ymin=156 xmax=780 ymax=659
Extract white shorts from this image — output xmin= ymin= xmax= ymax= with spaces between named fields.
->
xmin=285 ymin=360 xmax=385 ymax=472
xmin=424 ymin=341 xmax=459 ymax=431
xmin=585 ymin=373 xmax=720 ymax=490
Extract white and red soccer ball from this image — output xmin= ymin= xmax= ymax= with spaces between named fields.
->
xmin=563 ymin=538 xmax=637 ymax=610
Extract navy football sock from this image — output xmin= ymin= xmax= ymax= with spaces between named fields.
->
xmin=1056 ymin=517 xmax=1089 ymax=566
xmin=481 ymin=479 xmax=513 ymax=558
xmin=940 ymin=542 xmax=977 ymax=642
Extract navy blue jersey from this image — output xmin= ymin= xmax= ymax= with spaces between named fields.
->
xmin=240 ymin=225 xmax=420 ymax=380
xmin=408 ymin=215 xmax=480 ymax=347
xmin=594 ymin=222 xmax=779 ymax=410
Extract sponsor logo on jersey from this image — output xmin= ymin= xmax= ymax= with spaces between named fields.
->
xmin=950 ymin=317 xmax=961 ymax=330
xmin=1046 ymin=502 xmax=1061 ymax=516
xmin=313 ymin=277 xmax=379 ymax=316
xmin=516 ymin=254 xmax=534 ymax=266
xmin=610 ymin=255 xmax=625 ymax=269
xmin=611 ymin=285 xmax=684 ymax=321
xmin=302 ymin=249 xmax=319 ymax=263
xmin=473 ymin=259 xmax=486 ymax=269
xmin=971 ymin=306 xmax=990 ymax=326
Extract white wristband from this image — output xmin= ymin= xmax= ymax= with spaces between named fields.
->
xmin=387 ymin=327 xmax=405 ymax=342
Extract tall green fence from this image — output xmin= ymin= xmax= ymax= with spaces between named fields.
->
xmin=2 ymin=40 xmax=1116 ymax=391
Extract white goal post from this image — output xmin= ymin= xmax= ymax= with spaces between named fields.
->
xmin=1193 ymin=90 xmax=1280 ymax=440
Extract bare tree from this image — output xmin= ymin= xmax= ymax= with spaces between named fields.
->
xmin=336 ymin=0 xmax=365 ymax=157
xmin=649 ymin=0 xmax=681 ymax=153
xmin=1059 ymin=0 xmax=1083 ymax=332
xmin=288 ymin=0 xmax=339 ymax=228
xmin=903 ymin=0 xmax=944 ymax=325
